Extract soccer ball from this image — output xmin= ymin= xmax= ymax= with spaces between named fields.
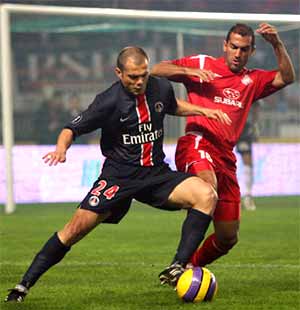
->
xmin=176 ymin=267 xmax=218 ymax=302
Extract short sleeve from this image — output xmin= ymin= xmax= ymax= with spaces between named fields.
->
xmin=253 ymin=70 xmax=281 ymax=101
xmin=64 ymin=94 xmax=111 ymax=138
xmin=172 ymin=55 xmax=202 ymax=68
xmin=163 ymin=79 xmax=178 ymax=115
xmin=167 ymin=55 xmax=201 ymax=83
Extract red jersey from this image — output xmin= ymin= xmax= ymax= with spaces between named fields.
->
xmin=172 ymin=55 xmax=280 ymax=149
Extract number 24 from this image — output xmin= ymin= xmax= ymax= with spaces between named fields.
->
xmin=91 ymin=180 xmax=119 ymax=200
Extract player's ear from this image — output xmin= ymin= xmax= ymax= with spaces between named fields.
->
xmin=115 ymin=67 xmax=122 ymax=79
xmin=223 ymin=40 xmax=228 ymax=52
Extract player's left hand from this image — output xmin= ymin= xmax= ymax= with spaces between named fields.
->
xmin=42 ymin=150 xmax=66 ymax=166
xmin=201 ymin=108 xmax=232 ymax=125
xmin=256 ymin=23 xmax=281 ymax=47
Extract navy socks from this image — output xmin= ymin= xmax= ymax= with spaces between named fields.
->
xmin=173 ymin=209 xmax=212 ymax=265
xmin=21 ymin=232 xmax=70 ymax=288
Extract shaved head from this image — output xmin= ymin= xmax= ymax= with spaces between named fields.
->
xmin=117 ymin=46 xmax=149 ymax=71
xmin=115 ymin=46 xmax=150 ymax=95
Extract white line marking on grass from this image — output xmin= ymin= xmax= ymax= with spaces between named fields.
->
xmin=216 ymin=263 xmax=300 ymax=269
xmin=0 ymin=261 xmax=299 ymax=269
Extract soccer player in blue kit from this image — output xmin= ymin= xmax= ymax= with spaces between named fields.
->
xmin=5 ymin=47 xmax=231 ymax=302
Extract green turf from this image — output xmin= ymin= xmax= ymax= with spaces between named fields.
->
xmin=0 ymin=196 xmax=299 ymax=309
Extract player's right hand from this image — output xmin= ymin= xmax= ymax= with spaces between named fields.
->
xmin=201 ymin=108 xmax=232 ymax=125
xmin=42 ymin=151 xmax=66 ymax=166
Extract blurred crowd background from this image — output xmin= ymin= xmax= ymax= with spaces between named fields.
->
xmin=1 ymin=0 xmax=299 ymax=144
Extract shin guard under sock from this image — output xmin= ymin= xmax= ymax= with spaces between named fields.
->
xmin=173 ymin=209 xmax=211 ymax=265
xmin=20 ymin=232 xmax=70 ymax=289
xmin=190 ymin=233 xmax=232 ymax=266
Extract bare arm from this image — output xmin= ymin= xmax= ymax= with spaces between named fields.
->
xmin=256 ymin=23 xmax=295 ymax=88
xmin=175 ymin=99 xmax=232 ymax=125
xmin=43 ymin=128 xmax=74 ymax=166
xmin=151 ymin=62 xmax=216 ymax=82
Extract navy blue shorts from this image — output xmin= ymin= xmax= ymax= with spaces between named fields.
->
xmin=79 ymin=159 xmax=192 ymax=223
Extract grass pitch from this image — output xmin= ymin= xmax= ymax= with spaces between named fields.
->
xmin=0 ymin=196 xmax=299 ymax=310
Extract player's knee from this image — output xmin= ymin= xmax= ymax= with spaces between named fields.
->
xmin=193 ymin=182 xmax=218 ymax=214
xmin=210 ymin=186 xmax=218 ymax=205
xmin=205 ymin=185 xmax=218 ymax=210
xmin=60 ymin=222 xmax=86 ymax=246
xmin=217 ymin=234 xmax=238 ymax=251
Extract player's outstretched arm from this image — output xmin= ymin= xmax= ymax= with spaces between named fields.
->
xmin=151 ymin=61 xmax=215 ymax=83
xmin=175 ymin=99 xmax=232 ymax=125
xmin=43 ymin=128 xmax=74 ymax=166
xmin=256 ymin=23 xmax=295 ymax=88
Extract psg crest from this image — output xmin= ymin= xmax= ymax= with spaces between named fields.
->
xmin=154 ymin=101 xmax=164 ymax=113
xmin=88 ymin=196 xmax=100 ymax=207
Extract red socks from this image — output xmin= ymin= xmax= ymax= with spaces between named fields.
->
xmin=190 ymin=233 xmax=229 ymax=267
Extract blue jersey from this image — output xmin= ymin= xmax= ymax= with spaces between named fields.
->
xmin=65 ymin=76 xmax=178 ymax=166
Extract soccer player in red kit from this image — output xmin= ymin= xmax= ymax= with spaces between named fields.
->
xmin=153 ymin=23 xmax=295 ymax=279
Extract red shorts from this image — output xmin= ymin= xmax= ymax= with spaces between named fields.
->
xmin=175 ymin=133 xmax=241 ymax=221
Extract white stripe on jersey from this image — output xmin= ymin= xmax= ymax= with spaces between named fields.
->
xmin=186 ymin=131 xmax=203 ymax=149
xmin=140 ymin=142 xmax=154 ymax=166
xmin=189 ymin=54 xmax=208 ymax=82
xmin=135 ymin=96 xmax=152 ymax=123
xmin=136 ymin=95 xmax=154 ymax=166
xmin=190 ymin=54 xmax=222 ymax=78
xmin=190 ymin=54 xmax=207 ymax=69
xmin=199 ymin=54 xmax=207 ymax=70
xmin=144 ymin=96 xmax=151 ymax=122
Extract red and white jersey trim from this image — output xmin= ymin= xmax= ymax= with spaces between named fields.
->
xmin=136 ymin=94 xmax=154 ymax=166
xmin=186 ymin=131 xmax=203 ymax=149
